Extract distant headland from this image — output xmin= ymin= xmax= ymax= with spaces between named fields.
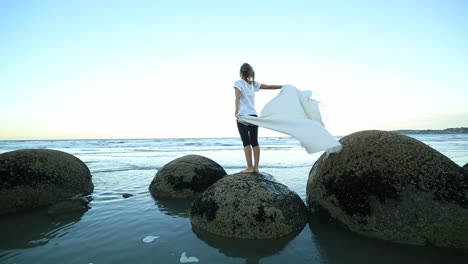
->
xmin=392 ymin=127 xmax=468 ymax=134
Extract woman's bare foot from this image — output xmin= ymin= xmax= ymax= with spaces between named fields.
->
xmin=253 ymin=167 xmax=259 ymax=174
xmin=241 ymin=167 xmax=255 ymax=173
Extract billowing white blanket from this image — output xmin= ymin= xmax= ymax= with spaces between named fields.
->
xmin=238 ymin=85 xmax=342 ymax=154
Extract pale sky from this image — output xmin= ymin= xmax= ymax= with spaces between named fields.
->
xmin=1 ymin=0 xmax=467 ymax=140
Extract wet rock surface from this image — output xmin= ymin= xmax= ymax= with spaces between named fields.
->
xmin=190 ymin=172 xmax=308 ymax=239
xmin=307 ymin=130 xmax=468 ymax=250
xmin=47 ymin=197 xmax=90 ymax=215
xmin=149 ymin=155 xmax=226 ymax=198
xmin=0 ymin=149 xmax=94 ymax=215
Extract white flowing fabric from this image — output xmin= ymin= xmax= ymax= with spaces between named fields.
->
xmin=238 ymin=85 xmax=342 ymax=154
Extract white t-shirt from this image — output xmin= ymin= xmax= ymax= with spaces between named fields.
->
xmin=234 ymin=79 xmax=262 ymax=116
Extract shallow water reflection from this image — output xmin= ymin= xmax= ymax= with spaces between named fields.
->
xmin=309 ymin=216 xmax=468 ymax=264
xmin=152 ymin=197 xmax=193 ymax=218
xmin=0 ymin=208 xmax=84 ymax=256
xmin=192 ymin=225 xmax=300 ymax=264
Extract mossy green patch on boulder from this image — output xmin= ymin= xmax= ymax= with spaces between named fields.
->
xmin=190 ymin=172 xmax=308 ymax=239
xmin=0 ymin=149 xmax=94 ymax=215
xmin=149 ymin=155 xmax=226 ymax=198
xmin=306 ymin=130 xmax=468 ymax=250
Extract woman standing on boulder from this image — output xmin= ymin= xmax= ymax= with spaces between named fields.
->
xmin=234 ymin=63 xmax=282 ymax=174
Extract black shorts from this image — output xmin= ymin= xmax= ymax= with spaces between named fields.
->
xmin=237 ymin=116 xmax=259 ymax=147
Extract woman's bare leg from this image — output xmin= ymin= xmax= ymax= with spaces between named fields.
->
xmin=241 ymin=145 xmax=255 ymax=173
xmin=253 ymin=146 xmax=260 ymax=173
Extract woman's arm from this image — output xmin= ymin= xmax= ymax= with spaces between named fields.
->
xmin=259 ymin=84 xmax=282 ymax=90
xmin=234 ymin=88 xmax=241 ymax=117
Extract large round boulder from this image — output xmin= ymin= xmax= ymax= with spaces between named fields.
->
xmin=190 ymin=172 xmax=308 ymax=239
xmin=149 ymin=155 xmax=226 ymax=198
xmin=0 ymin=149 xmax=94 ymax=215
xmin=307 ymin=130 xmax=468 ymax=250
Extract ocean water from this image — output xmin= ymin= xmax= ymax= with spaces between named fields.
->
xmin=0 ymin=134 xmax=467 ymax=264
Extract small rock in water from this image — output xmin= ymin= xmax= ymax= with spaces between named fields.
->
xmin=180 ymin=252 xmax=199 ymax=263
xmin=122 ymin=193 xmax=134 ymax=198
xmin=142 ymin=236 xmax=159 ymax=243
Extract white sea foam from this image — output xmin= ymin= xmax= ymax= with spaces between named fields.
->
xmin=180 ymin=252 xmax=199 ymax=263
xmin=142 ymin=236 xmax=159 ymax=243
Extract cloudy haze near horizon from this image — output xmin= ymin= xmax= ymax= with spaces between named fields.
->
xmin=1 ymin=0 xmax=467 ymax=140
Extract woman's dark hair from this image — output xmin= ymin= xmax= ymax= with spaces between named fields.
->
xmin=240 ymin=63 xmax=255 ymax=85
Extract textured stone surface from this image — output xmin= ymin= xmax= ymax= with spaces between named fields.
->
xmin=306 ymin=130 xmax=468 ymax=250
xmin=190 ymin=172 xmax=308 ymax=239
xmin=149 ymin=155 xmax=226 ymax=198
xmin=0 ymin=149 xmax=94 ymax=215
xmin=463 ymin=163 xmax=468 ymax=172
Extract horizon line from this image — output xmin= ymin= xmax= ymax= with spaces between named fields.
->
xmin=0 ymin=127 xmax=467 ymax=142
